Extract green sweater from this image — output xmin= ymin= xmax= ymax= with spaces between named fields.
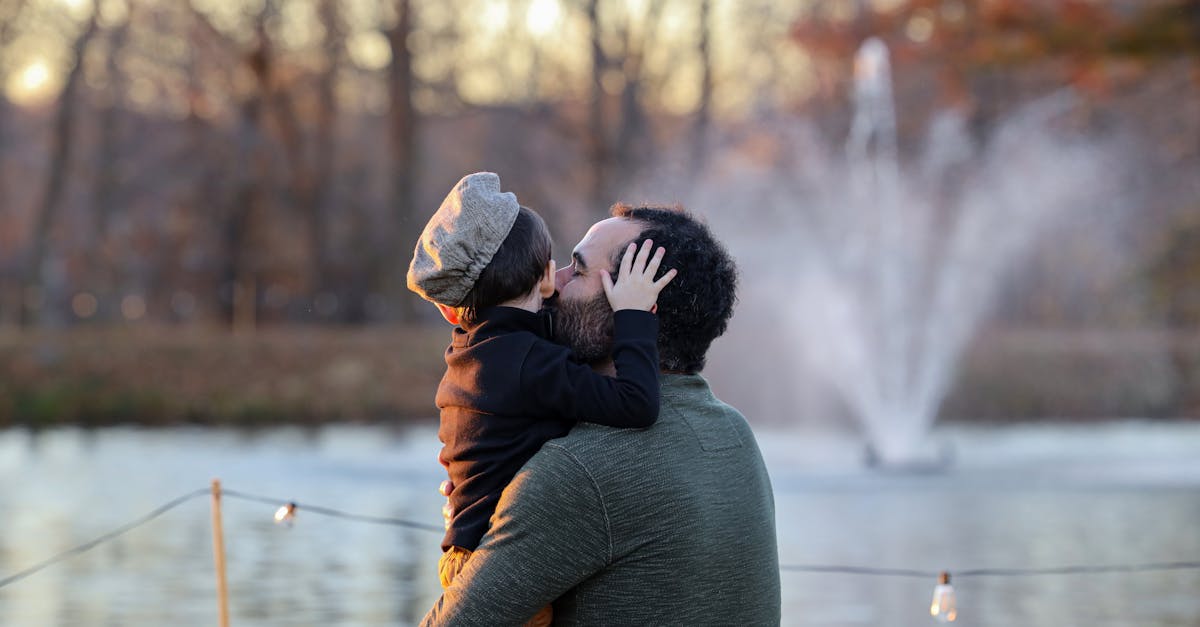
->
xmin=421 ymin=374 xmax=781 ymax=626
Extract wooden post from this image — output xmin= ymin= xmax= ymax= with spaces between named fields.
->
xmin=211 ymin=479 xmax=231 ymax=627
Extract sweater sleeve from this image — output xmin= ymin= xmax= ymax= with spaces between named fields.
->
xmin=519 ymin=309 xmax=660 ymax=428
xmin=420 ymin=443 xmax=610 ymax=626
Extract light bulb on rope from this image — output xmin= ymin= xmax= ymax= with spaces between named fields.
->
xmin=930 ymin=571 xmax=957 ymax=623
xmin=274 ymin=502 xmax=297 ymax=526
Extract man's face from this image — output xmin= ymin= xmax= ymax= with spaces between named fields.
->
xmin=551 ymin=217 xmax=643 ymax=363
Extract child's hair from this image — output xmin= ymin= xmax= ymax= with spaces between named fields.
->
xmin=457 ymin=206 xmax=552 ymax=325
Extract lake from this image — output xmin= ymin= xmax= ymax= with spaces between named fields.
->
xmin=2 ymin=422 xmax=1198 ymax=626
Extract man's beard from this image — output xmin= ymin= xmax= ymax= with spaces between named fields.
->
xmin=551 ymin=292 xmax=614 ymax=365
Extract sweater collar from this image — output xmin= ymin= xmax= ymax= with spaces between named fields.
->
xmin=660 ymin=373 xmax=713 ymax=399
xmin=453 ymin=306 xmax=554 ymax=346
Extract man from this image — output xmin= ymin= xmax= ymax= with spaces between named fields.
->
xmin=422 ymin=204 xmax=781 ymax=626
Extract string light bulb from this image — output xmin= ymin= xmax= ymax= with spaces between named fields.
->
xmin=274 ymin=502 xmax=297 ymax=526
xmin=930 ymin=571 xmax=957 ymax=623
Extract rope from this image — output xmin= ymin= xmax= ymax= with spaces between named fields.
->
xmin=956 ymin=562 xmax=1200 ymax=577
xmin=779 ymin=562 xmax=1200 ymax=578
xmin=3 ymin=486 xmax=1198 ymax=591
xmin=221 ymin=489 xmax=443 ymax=532
xmin=0 ymin=488 xmax=209 ymax=589
xmin=780 ymin=564 xmax=935 ymax=577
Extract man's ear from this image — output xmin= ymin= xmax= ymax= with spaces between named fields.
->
xmin=538 ymin=259 xmax=556 ymax=299
xmin=436 ymin=303 xmax=461 ymax=325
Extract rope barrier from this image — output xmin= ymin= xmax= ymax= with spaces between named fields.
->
xmin=779 ymin=561 xmax=1200 ymax=578
xmin=780 ymin=565 xmax=935 ymax=577
xmin=2 ymin=486 xmax=1198 ymax=592
xmin=0 ymin=488 xmax=210 ymax=589
xmin=221 ymin=488 xmax=443 ymax=532
xmin=955 ymin=562 xmax=1200 ymax=577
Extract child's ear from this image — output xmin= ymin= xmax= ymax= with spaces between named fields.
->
xmin=436 ymin=303 xmax=461 ymax=325
xmin=539 ymin=260 xmax=556 ymax=298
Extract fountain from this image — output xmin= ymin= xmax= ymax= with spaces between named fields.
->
xmin=799 ymin=38 xmax=1113 ymax=467
xmin=697 ymin=38 xmax=1117 ymax=469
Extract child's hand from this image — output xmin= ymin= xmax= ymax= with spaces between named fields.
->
xmin=602 ymin=239 xmax=678 ymax=312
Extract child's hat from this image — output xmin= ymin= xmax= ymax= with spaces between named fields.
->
xmin=407 ymin=172 xmax=521 ymax=306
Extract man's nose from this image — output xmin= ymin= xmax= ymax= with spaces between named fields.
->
xmin=554 ymin=265 xmax=571 ymax=291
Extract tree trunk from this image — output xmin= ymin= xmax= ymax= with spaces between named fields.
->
xmin=21 ymin=5 xmax=101 ymax=326
xmin=586 ymin=0 xmax=609 ymax=212
xmin=612 ymin=0 xmax=663 ymax=186
xmin=88 ymin=12 xmax=130 ymax=319
xmin=0 ymin=93 xmax=8 ymax=327
xmin=691 ymin=0 xmax=712 ymax=172
xmin=386 ymin=0 xmax=420 ymax=321
xmin=310 ymin=0 xmax=340 ymax=304
xmin=183 ymin=5 xmax=223 ymax=324
xmin=188 ymin=0 xmax=273 ymax=329
xmin=222 ymin=90 xmax=266 ymax=331
xmin=259 ymin=23 xmax=332 ymax=301
xmin=0 ymin=1 xmax=24 ymax=327
xmin=0 ymin=0 xmax=27 ymax=213
xmin=0 ymin=0 xmax=22 ymax=219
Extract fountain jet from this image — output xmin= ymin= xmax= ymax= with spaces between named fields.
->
xmin=777 ymin=39 xmax=1109 ymax=467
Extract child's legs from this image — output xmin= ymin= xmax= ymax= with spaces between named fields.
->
xmin=438 ymin=546 xmax=473 ymax=589
xmin=437 ymin=546 xmax=553 ymax=626
xmin=526 ymin=604 xmax=553 ymax=627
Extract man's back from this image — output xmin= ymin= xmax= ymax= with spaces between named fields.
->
xmin=548 ymin=373 xmax=780 ymax=624
xmin=421 ymin=373 xmax=780 ymax=626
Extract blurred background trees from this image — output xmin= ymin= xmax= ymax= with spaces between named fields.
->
xmin=0 ymin=0 xmax=1197 ymax=422
xmin=0 ymin=0 xmax=1191 ymax=331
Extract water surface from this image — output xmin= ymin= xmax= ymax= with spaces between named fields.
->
xmin=2 ymin=422 xmax=1198 ymax=626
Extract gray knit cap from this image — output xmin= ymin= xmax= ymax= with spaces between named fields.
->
xmin=407 ymin=172 xmax=521 ymax=306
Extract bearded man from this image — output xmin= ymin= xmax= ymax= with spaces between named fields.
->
xmin=422 ymin=204 xmax=781 ymax=626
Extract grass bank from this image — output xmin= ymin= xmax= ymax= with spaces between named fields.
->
xmin=0 ymin=325 xmax=448 ymax=427
xmin=1 ymin=325 xmax=1197 ymax=427
xmin=941 ymin=328 xmax=1200 ymax=421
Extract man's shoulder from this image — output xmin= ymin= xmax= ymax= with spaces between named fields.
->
xmin=527 ymin=422 xmax=623 ymax=471
xmin=528 ymin=374 xmax=759 ymax=476
xmin=494 ymin=427 xmax=615 ymax=523
xmin=516 ymin=421 xmax=653 ymax=491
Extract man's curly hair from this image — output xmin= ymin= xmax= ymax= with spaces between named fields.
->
xmin=610 ymin=203 xmax=738 ymax=374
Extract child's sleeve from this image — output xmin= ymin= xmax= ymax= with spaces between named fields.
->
xmin=520 ymin=309 xmax=660 ymax=428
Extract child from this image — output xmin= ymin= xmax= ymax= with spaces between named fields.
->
xmin=406 ymin=173 xmax=676 ymax=618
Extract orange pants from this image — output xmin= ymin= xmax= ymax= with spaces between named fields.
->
xmin=439 ymin=546 xmax=553 ymax=627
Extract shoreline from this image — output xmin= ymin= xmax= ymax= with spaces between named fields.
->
xmin=0 ymin=324 xmax=448 ymax=427
xmin=2 ymin=324 xmax=1198 ymax=427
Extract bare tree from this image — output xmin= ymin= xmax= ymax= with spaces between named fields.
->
xmin=585 ymin=0 xmax=609 ymax=210
xmin=86 ymin=3 xmax=131 ymax=318
xmin=691 ymin=0 xmax=712 ymax=171
xmin=0 ymin=0 xmax=29 ymax=326
xmin=385 ymin=0 xmax=420 ymax=321
xmin=21 ymin=0 xmax=101 ymax=326
xmin=186 ymin=0 xmax=277 ymax=330
xmin=254 ymin=0 xmax=341 ymax=302
xmin=581 ymin=0 xmax=667 ymax=211
xmin=612 ymin=0 xmax=664 ymax=183
xmin=310 ymin=0 xmax=341 ymax=297
xmin=0 ymin=0 xmax=27 ymax=215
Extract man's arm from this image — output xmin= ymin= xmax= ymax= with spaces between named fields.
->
xmin=421 ymin=443 xmax=610 ymax=626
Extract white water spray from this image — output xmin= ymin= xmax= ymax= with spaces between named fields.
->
xmin=697 ymin=38 xmax=1119 ymax=467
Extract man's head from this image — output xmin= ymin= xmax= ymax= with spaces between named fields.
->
xmin=553 ymin=204 xmax=738 ymax=373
